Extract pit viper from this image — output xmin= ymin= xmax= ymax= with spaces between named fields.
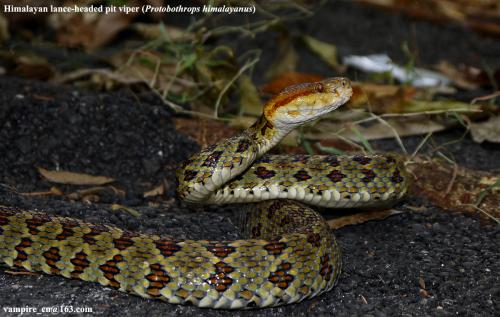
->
xmin=0 ymin=77 xmax=409 ymax=309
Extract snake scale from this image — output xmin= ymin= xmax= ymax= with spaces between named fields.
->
xmin=0 ymin=77 xmax=409 ymax=309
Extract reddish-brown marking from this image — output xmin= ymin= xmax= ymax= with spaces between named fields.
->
xmin=307 ymin=233 xmax=322 ymax=247
xmin=113 ymin=236 xmax=135 ymax=251
xmin=155 ymin=239 xmax=181 ymax=257
xmin=206 ymin=261 xmax=235 ymax=292
xmin=254 ymin=166 xmax=276 ymax=179
xmin=70 ymin=251 xmax=90 ymax=277
xmin=327 ymin=170 xmax=345 ymax=183
xmin=207 ymin=243 xmax=235 ymax=258
xmin=264 ymin=88 xmax=316 ymax=118
xmin=0 ymin=213 xmax=8 ymax=226
xmin=13 ymin=238 xmax=32 ymax=266
xmin=25 ymin=215 xmax=50 ymax=235
xmin=56 ymin=227 xmax=75 ymax=240
xmin=82 ymin=226 xmax=107 ymax=245
xmin=146 ymin=263 xmax=171 ymax=298
xmin=98 ymin=254 xmax=124 ymax=289
xmin=260 ymin=120 xmax=274 ymax=136
xmin=42 ymin=247 xmax=62 ymax=274
xmin=320 ymin=254 xmax=333 ymax=281
xmin=264 ymin=242 xmax=287 ymax=255
xmin=268 ymin=262 xmax=294 ymax=289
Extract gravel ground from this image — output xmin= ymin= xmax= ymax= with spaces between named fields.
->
xmin=1 ymin=1 xmax=499 ymax=316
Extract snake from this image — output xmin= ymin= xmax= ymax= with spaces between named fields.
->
xmin=0 ymin=77 xmax=409 ymax=309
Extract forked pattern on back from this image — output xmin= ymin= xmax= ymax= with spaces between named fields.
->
xmin=0 ymin=78 xmax=409 ymax=309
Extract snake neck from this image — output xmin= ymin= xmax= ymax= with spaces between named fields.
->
xmin=247 ymin=115 xmax=292 ymax=157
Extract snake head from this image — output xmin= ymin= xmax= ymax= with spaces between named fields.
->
xmin=264 ymin=77 xmax=352 ymax=129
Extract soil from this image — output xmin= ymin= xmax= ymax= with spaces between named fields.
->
xmin=0 ymin=1 xmax=499 ymax=316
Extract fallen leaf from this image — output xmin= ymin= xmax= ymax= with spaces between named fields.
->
xmin=327 ymin=209 xmax=405 ymax=229
xmin=264 ymin=35 xmax=298 ymax=80
xmin=301 ymin=35 xmax=343 ymax=71
xmin=66 ymin=186 xmax=125 ymax=201
xmin=144 ymin=184 xmax=164 ymax=198
xmin=20 ymin=186 xmax=63 ymax=197
xmin=90 ymin=11 xmax=138 ymax=49
xmin=470 ymin=115 xmax=500 ymax=143
xmin=38 ymin=167 xmax=115 ymax=185
xmin=434 ymin=60 xmax=481 ymax=90
xmin=409 ymin=159 xmax=500 ymax=223
xmin=239 ymin=74 xmax=262 ymax=116
xmin=111 ymin=204 xmax=141 ymax=217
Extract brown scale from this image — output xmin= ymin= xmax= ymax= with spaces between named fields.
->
xmin=236 ymin=139 xmax=251 ymax=153
xmin=0 ymin=213 xmax=8 ymax=234
xmin=42 ymin=247 xmax=62 ymax=274
xmin=206 ymin=261 xmax=234 ymax=292
xmin=293 ymin=170 xmax=312 ymax=181
xmin=206 ymin=243 xmax=235 ymax=258
xmin=264 ymin=242 xmax=286 ymax=255
xmin=113 ymin=232 xmax=140 ymax=251
xmin=25 ymin=215 xmax=51 ymax=235
xmin=361 ymin=169 xmax=377 ymax=183
xmin=201 ymin=151 xmax=223 ymax=168
xmin=55 ymin=227 xmax=76 ymax=240
xmin=69 ymin=251 xmax=90 ymax=278
xmin=98 ymin=254 xmax=124 ymax=289
xmin=323 ymin=156 xmax=340 ymax=166
xmin=307 ymin=232 xmax=322 ymax=248
xmin=327 ymin=170 xmax=345 ymax=183
xmin=319 ymin=254 xmax=333 ymax=281
xmin=82 ymin=225 xmax=107 ymax=245
xmin=145 ymin=263 xmax=171 ymax=298
xmin=182 ymin=169 xmax=198 ymax=182
xmin=268 ymin=262 xmax=294 ymax=290
xmin=391 ymin=169 xmax=404 ymax=184
xmin=154 ymin=239 xmax=181 ymax=257
xmin=353 ymin=155 xmax=372 ymax=165
xmin=253 ymin=166 xmax=276 ymax=179
xmin=13 ymin=237 xmax=32 ymax=267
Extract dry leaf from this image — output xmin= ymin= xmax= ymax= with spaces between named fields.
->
xmin=111 ymin=204 xmax=141 ymax=217
xmin=470 ymin=115 xmax=500 ymax=143
xmin=239 ymin=74 xmax=262 ymax=116
xmin=264 ymin=35 xmax=298 ymax=80
xmin=409 ymin=159 xmax=500 ymax=222
xmin=301 ymin=35 xmax=342 ymax=71
xmin=90 ymin=11 xmax=137 ymax=49
xmin=144 ymin=184 xmax=165 ymax=198
xmin=38 ymin=167 xmax=115 ymax=185
xmin=328 ymin=209 xmax=405 ymax=229
xmin=434 ymin=61 xmax=481 ymax=90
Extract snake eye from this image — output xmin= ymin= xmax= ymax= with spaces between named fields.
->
xmin=315 ymin=83 xmax=324 ymax=93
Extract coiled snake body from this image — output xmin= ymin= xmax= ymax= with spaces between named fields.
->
xmin=0 ymin=78 xmax=409 ymax=309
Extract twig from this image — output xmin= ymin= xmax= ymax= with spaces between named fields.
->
xmin=463 ymin=204 xmax=500 ymax=225
xmin=213 ymin=54 xmax=260 ymax=118
xmin=410 ymin=131 xmax=433 ymax=161
xmin=350 ymin=108 xmax=482 ymax=126
xmin=369 ymin=112 xmax=408 ymax=154
xmin=444 ymin=163 xmax=458 ymax=196
xmin=470 ymin=91 xmax=500 ymax=104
